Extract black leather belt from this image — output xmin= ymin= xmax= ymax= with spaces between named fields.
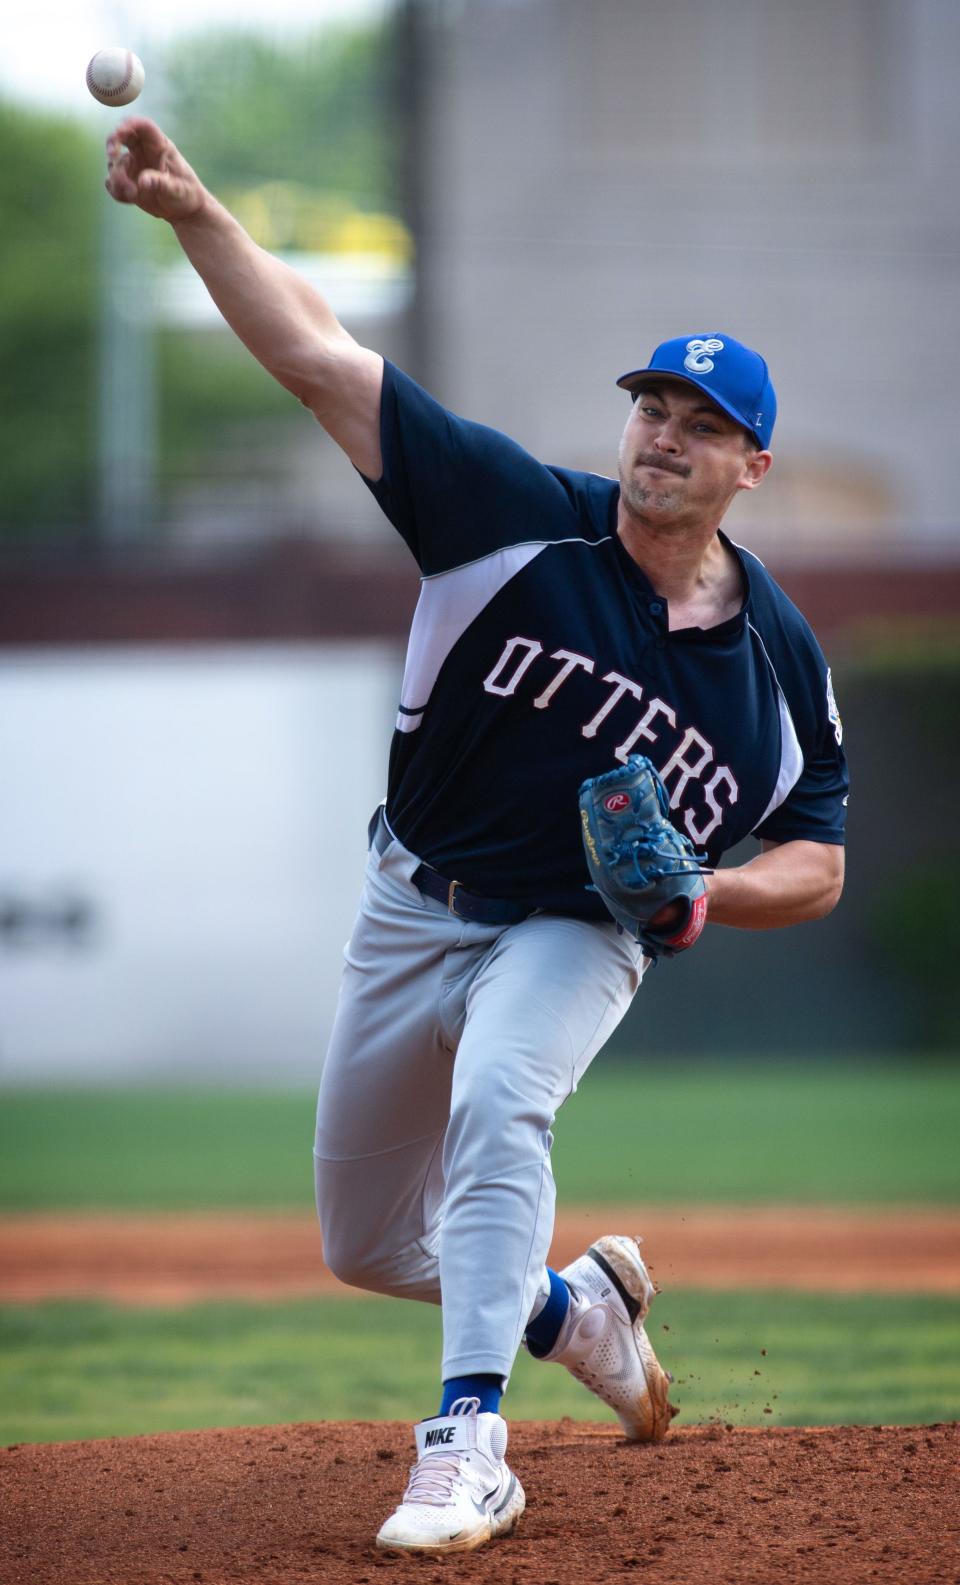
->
xmin=369 ymin=807 xmax=534 ymax=926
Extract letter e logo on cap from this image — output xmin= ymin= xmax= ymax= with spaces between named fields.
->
xmin=684 ymin=337 xmax=724 ymax=374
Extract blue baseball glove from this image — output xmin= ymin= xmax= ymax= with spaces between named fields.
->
xmin=578 ymin=754 xmax=710 ymax=959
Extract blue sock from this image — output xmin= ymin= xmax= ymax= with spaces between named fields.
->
xmin=439 ymin=1374 xmax=504 ymax=1416
xmin=523 ymin=1268 xmax=571 ymax=1358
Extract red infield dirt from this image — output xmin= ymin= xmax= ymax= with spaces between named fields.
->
xmin=2 ymin=1205 xmax=959 ymax=1303
xmin=1 ymin=1418 xmax=956 ymax=1585
xmin=2 ymin=1208 xmax=958 ymax=1583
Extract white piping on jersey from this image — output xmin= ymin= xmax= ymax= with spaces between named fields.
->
xmin=747 ymin=619 xmax=805 ymax=829
xmin=728 ymin=537 xmax=767 ymax=569
xmin=418 ymin=533 xmax=611 ymax=582
xmin=398 ymin=536 xmax=613 ymax=730
xmin=397 ymin=542 xmax=547 ymax=730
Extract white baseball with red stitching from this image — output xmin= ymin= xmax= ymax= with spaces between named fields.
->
xmin=86 ymin=48 xmax=145 ymax=107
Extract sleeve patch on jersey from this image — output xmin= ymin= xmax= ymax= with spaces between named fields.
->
xmin=826 ymin=667 xmax=843 ymax=745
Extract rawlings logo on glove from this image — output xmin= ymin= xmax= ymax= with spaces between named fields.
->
xmin=578 ymin=755 xmax=710 ymax=959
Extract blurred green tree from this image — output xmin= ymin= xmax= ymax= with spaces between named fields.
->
xmin=0 ymin=17 xmax=398 ymax=545
xmin=0 ymin=103 xmax=101 ymax=542
xmin=162 ymin=24 xmax=400 ymax=215
xmin=155 ymin=20 xmax=407 ymax=504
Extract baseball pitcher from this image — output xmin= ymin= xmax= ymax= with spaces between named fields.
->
xmin=105 ymin=119 xmax=847 ymax=1556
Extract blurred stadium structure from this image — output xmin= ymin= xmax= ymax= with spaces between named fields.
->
xmin=1 ymin=0 xmax=958 ymax=1079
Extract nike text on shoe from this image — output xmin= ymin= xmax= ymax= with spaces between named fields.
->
xmin=376 ymin=1396 xmax=525 ymax=1554
xmin=540 ymin=1234 xmax=677 ymax=1441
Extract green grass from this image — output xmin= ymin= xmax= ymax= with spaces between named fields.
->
xmin=4 ymin=1070 xmax=954 ymax=1449
xmin=2 ymin=1290 xmax=957 ymax=1446
xmin=553 ymin=1061 xmax=960 ymax=1204
xmin=1 ymin=1062 xmax=958 ymax=1210
xmin=0 ymin=1089 xmax=318 ymax=1212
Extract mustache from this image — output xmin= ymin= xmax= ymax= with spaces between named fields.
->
xmin=634 ymin=452 xmax=691 ymax=478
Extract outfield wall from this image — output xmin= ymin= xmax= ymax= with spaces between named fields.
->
xmin=0 ymin=643 xmax=399 ymax=1083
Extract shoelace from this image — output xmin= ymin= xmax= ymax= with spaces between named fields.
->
xmin=403 ymin=1452 xmax=464 ymax=1506
xmin=403 ymin=1396 xmax=480 ymax=1506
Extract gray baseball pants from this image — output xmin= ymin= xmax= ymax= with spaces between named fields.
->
xmin=313 ymin=815 xmax=646 ymax=1383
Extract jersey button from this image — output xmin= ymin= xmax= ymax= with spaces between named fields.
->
xmin=649 ymin=601 xmax=663 ymax=616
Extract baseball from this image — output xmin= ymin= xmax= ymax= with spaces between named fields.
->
xmin=86 ymin=47 xmax=145 ymax=107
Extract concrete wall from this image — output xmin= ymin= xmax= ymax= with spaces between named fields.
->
xmin=0 ymin=644 xmax=400 ymax=1083
xmin=410 ymin=0 xmax=960 ymax=561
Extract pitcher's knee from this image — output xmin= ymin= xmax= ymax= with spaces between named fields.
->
xmin=321 ymin=1218 xmax=440 ymax=1300
xmin=315 ymin=1164 xmax=424 ymax=1294
xmin=316 ymin=1204 xmax=386 ymax=1293
xmin=314 ymin=1164 xmax=375 ymax=1289
xmin=322 ymin=1238 xmax=383 ymax=1293
xmin=315 ymin=1199 xmax=377 ymax=1292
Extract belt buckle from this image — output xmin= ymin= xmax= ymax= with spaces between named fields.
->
xmin=447 ymin=878 xmax=463 ymax=917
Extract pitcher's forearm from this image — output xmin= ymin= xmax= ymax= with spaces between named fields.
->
xmin=705 ymin=841 xmax=844 ymax=929
xmin=106 ymin=118 xmax=384 ymax=469
xmin=173 ymin=196 xmax=350 ymax=404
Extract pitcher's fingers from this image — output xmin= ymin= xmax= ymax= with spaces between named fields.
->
xmin=113 ymin=116 xmax=167 ymax=159
xmin=138 ymin=169 xmax=197 ymax=216
xmin=105 ymin=161 xmax=139 ymax=203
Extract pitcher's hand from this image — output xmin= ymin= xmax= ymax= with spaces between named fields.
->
xmin=105 ymin=117 xmax=205 ymax=223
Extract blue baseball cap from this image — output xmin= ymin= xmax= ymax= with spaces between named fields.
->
xmin=616 ymin=334 xmax=776 ymax=450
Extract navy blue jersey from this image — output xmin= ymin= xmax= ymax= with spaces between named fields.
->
xmin=361 ymin=361 xmax=848 ymax=919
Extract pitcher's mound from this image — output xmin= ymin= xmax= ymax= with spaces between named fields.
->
xmin=3 ymin=1420 xmax=956 ymax=1578
xmin=1 ymin=1418 xmax=955 ymax=1584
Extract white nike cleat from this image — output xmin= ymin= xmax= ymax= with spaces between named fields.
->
xmin=375 ymin=1397 xmax=525 ymax=1555
xmin=538 ymin=1234 xmax=677 ymax=1441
